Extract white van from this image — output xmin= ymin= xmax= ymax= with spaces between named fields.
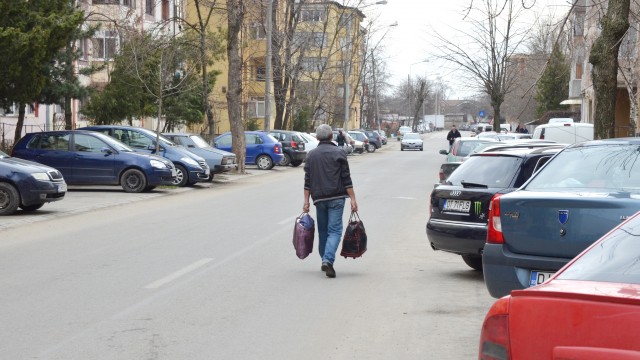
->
xmin=532 ymin=122 xmax=594 ymax=144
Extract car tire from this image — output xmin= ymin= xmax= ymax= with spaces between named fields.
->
xmin=279 ymin=153 xmax=292 ymax=166
xmin=256 ymin=155 xmax=274 ymax=170
xmin=401 ymin=147 xmax=404 ymax=151
xmin=291 ymin=160 xmax=303 ymax=167
xmin=420 ymin=147 xmax=423 ymax=151
xmin=366 ymin=144 xmax=376 ymax=153
xmin=461 ymin=255 xmax=483 ymax=271
xmin=121 ymin=168 xmax=148 ymax=193
xmin=0 ymin=182 xmax=20 ymax=216
xmin=19 ymin=203 xmax=44 ymax=211
xmin=172 ymin=164 xmax=189 ymax=187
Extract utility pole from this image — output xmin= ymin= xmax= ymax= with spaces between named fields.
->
xmin=343 ymin=16 xmax=351 ymax=131
xmin=264 ymin=0 xmax=272 ymax=131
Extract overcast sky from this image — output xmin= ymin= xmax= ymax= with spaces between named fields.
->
xmin=364 ymin=0 xmax=575 ymax=99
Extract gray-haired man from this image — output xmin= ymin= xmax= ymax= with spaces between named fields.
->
xmin=303 ymin=124 xmax=358 ymax=278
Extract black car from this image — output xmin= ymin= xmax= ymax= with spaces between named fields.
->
xmin=0 ymin=149 xmax=66 ymax=215
xmin=356 ymin=129 xmax=382 ymax=152
xmin=426 ymin=146 xmax=563 ymax=271
xmin=267 ymin=130 xmax=307 ymax=167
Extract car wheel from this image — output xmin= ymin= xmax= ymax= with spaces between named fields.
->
xmin=172 ymin=164 xmax=189 ymax=187
xmin=0 ymin=183 xmax=20 ymax=216
xmin=401 ymin=147 xmax=404 ymax=151
xmin=291 ymin=160 xmax=303 ymax=167
xmin=256 ymin=155 xmax=274 ymax=170
xmin=461 ymin=255 xmax=483 ymax=271
xmin=19 ymin=203 xmax=44 ymax=211
xmin=121 ymin=168 xmax=148 ymax=193
xmin=420 ymin=147 xmax=423 ymax=151
xmin=366 ymin=144 xmax=376 ymax=153
xmin=279 ymin=153 xmax=292 ymax=166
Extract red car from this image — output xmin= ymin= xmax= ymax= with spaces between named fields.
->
xmin=479 ymin=211 xmax=640 ymax=360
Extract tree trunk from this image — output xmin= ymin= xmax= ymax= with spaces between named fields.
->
xmin=64 ymin=96 xmax=72 ymax=130
xmin=13 ymin=103 xmax=26 ymax=145
xmin=589 ymin=0 xmax=630 ymax=140
xmin=227 ymin=0 xmax=246 ymax=173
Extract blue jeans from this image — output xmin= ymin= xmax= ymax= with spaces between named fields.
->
xmin=315 ymin=198 xmax=346 ymax=264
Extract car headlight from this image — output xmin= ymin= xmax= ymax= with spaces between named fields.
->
xmin=181 ymin=157 xmax=199 ymax=166
xmin=31 ymin=172 xmax=50 ymax=181
xmin=150 ymin=159 xmax=167 ymax=169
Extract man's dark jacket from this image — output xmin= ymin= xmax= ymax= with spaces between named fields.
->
xmin=304 ymin=141 xmax=353 ymax=204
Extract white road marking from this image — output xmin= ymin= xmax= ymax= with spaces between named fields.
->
xmin=392 ymin=196 xmax=415 ymax=200
xmin=144 ymin=258 xmax=213 ymax=289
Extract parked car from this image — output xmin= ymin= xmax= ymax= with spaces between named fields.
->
xmin=79 ymin=125 xmax=209 ymax=187
xmin=213 ymin=131 xmax=283 ymax=170
xmin=427 ymin=146 xmax=563 ymax=271
xmin=479 ymin=211 xmax=640 ymax=359
xmin=400 ymin=132 xmax=423 ymax=151
xmin=356 ymin=129 xmax=382 ymax=152
xmin=12 ymin=130 xmax=176 ymax=193
xmin=532 ymin=121 xmax=594 ymax=144
xmin=374 ymin=130 xmax=387 ymax=145
xmin=0 ymin=149 xmax=67 ymax=215
xmin=397 ymin=126 xmax=412 ymax=140
xmin=163 ymin=133 xmax=237 ymax=179
xmin=496 ymin=132 xmax=532 ymax=141
xmin=439 ymin=137 xmax=497 ymax=162
xmin=347 ymin=131 xmax=369 ymax=153
xmin=268 ymin=130 xmax=307 ymax=167
xmin=483 ymin=138 xmax=640 ymax=298
xmin=298 ymin=132 xmax=319 ymax=153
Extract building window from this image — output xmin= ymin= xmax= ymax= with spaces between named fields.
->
xmin=92 ymin=30 xmax=118 ymax=60
xmin=255 ymin=66 xmax=266 ymax=81
xmin=299 ymin=57 xmax=326 ymax=72
xmin=301 ymin=9 xmax=325 ymax=22
xmin=92 ymin=0 xmax=119 ymax=4
xmin=162 ymin=0 xmax=170 ymax=20
xmin=248 ymin=97 xmax=265 ymax=118
xmin=250 ymin=22 xmax=266 ymax=40
xmin=80 ymin=38 xmax=90 ymax=60
xmin=575 ymin=63 xmax=583 ymax=80
xmin=122 ymin=0 xmax=135 ymax=7
xmin=146 ymin=0 xmax=154 ymax=16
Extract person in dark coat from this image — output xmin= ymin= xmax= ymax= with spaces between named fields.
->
xmin=336 ymin=130 xmax=346 ymax=148
xmin=446 ymin=125 xmax=461 ymax=146
xmin=303 ymin=124 xmax=358 ymax=278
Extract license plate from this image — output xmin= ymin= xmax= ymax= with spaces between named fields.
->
xmin=204 ymin=168 xmax=210 ymax=175
xmin=57 ymin=184 xmax=67 ymax=193
xmin=171 ymin=169 xmax=177 ymax=177
xmin=530 ymin=270 xmax=555 ymax=286
xmin=443 ymin=199 xmax=471 ymax=212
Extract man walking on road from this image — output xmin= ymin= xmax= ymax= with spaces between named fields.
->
xmin=303 ymin=124 xmax=358 ymax=278
xmin=446 ymin=125 xmax=461 ymax=146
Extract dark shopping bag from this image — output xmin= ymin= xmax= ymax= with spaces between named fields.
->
xmin=293 ymin=212 xmax=315 ymax=259
xmin=340 ymin=211 xmax=367 ymax=258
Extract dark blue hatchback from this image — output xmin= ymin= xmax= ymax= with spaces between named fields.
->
xmin=12 ymin=130 xmax=177 ymax=193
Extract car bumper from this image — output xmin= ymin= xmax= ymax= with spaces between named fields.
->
xmin=289 ymin=150 xmax=307 ymax=161
xmin=213 ymin=164 xmax=236 ymax=173
xmin=147 ymin=168 xmax=177 ymax=186
xmin=426 ymin=219 xmax=486 ymax=255
xmin=188 ymin=167 xmax=211 ymax=183
xmin=22 ymin=180 xmax=67 ymax=206
xmin=482 ymin=243 xmax=572 ymax=298
xmin=401 ymin=143 xmax=423 ymax=149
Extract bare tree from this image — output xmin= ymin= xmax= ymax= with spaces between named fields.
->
xmin=227 ymin=0 xmax=247 ymax=172
xmin=589 ymin=0 xmax=631 ymax=139
xmin=434 ymin=0 xmax=529 ymax=131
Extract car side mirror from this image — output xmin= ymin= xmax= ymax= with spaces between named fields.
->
xmin=439 ymin=149 xmax=449 ymax=155
xmin=101 ymin=147 xmax=113 ymax=155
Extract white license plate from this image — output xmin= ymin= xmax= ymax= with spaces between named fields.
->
xmin=443 ymin=199 xmax=471 ymax=212
xmin=530 ymin=270 xmax=555 ymax=286
xmin=57 ymin=184 xmax=67 ymax=193
xmin=205 ymin=168 xmax=210 ymax=175
xmin=171 ymin=169 xmax=177 ymax=177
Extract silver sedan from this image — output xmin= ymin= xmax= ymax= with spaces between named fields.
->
xmin=400 ymin=132 xmax=423 ymax=151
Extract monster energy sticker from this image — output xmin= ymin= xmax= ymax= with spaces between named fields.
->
xmin=474 ymin=201 xmax=482 ymax=216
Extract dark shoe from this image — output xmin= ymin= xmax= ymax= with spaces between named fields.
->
xmin=321 ymin=262 xmax=336 ymax=278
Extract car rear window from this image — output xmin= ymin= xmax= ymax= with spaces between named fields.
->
xmin=446 ymin=155 xmax=522 ymax=187
xmin=525 ymin=144 xmax=640 ymax=192
xmin=557 ymin=215 xmax=640 ymax=284
xmin=455 ymin=141 xmax=493 ymax=157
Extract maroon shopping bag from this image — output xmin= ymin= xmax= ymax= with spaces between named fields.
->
xmin=293 ymin=213 xmax=315 ymax=259
xmin=340 ymin=211 xmax=367 ymax=258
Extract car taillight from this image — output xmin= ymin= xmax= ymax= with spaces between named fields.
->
xmin=274 ymin=145 xmax=281 ymax=154
xmin=479 ymin=298 xmax=510 ymax=360
xmin=364 ymin=139 xmax=369 ymax=144
xmin=291 ymin=140 xmax=297 ymax=148
xmin=486 ymin=193 xmax=504 ymax=244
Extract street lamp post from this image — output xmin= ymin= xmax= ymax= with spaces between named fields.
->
xmin=343 ymin=0 xmax=388 ymax=131
xmin=264 ymin=0 xmax=273 ymax=131
xmin=372 ymin=22 xmax=397 ymax=131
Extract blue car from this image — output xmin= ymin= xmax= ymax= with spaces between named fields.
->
xmin=483 ymin=138 xmax=640 ymax=298
xmin=0 ymin=149 xmax=66 ymax=215
xmin=214 ymin=131 xmax=283 ymax=170
xmin=79 ymin=125 xmax=210 ymax=187
xmin=12 ymin=130 xmax=177 ymax=193
xmin=163 ymin=133 xmax=237 ymax=179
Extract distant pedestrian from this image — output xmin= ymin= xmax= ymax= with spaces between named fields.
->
xmin=446 ymin=125 xmax=461 ymax=146
xmin=303 ymin=124 xmax=358 ymax=278
xmin=336 ymin=130 xmax=346 ymax=147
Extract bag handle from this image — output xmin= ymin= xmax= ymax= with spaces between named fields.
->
xmin=349 ymin=211 xmax=360 ymax=222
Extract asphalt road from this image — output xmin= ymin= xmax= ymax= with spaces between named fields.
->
xmin=0 ymin=130 xmax=493 ymax=359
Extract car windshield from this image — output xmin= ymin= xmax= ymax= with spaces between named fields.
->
xmin=93 ymin=132 xmax=134 ymax=152
xmin=525 ymin=144 xmax=640 ymax=193
xmin=446 ymin=155 xmax=522 ymax=187
xmin=137 ymin=128 xmax=176 ymax=146
xmin=557 ymin=214 xmax=640 ymax=284
xmin=189 ymin=135 xmax=210 ymax=148
xmin=455 ymin=140 xmax=495 ymax=157
xmin=403 ymin=133 xmax=420 ymax=139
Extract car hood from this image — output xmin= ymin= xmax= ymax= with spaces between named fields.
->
xmin=198 ymin=146 xmax=235 ymax=157
xmin=1 ymin=156 xmax=59 ymax=173
xmin=173 ymin=146 xmax=206 ymax=161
